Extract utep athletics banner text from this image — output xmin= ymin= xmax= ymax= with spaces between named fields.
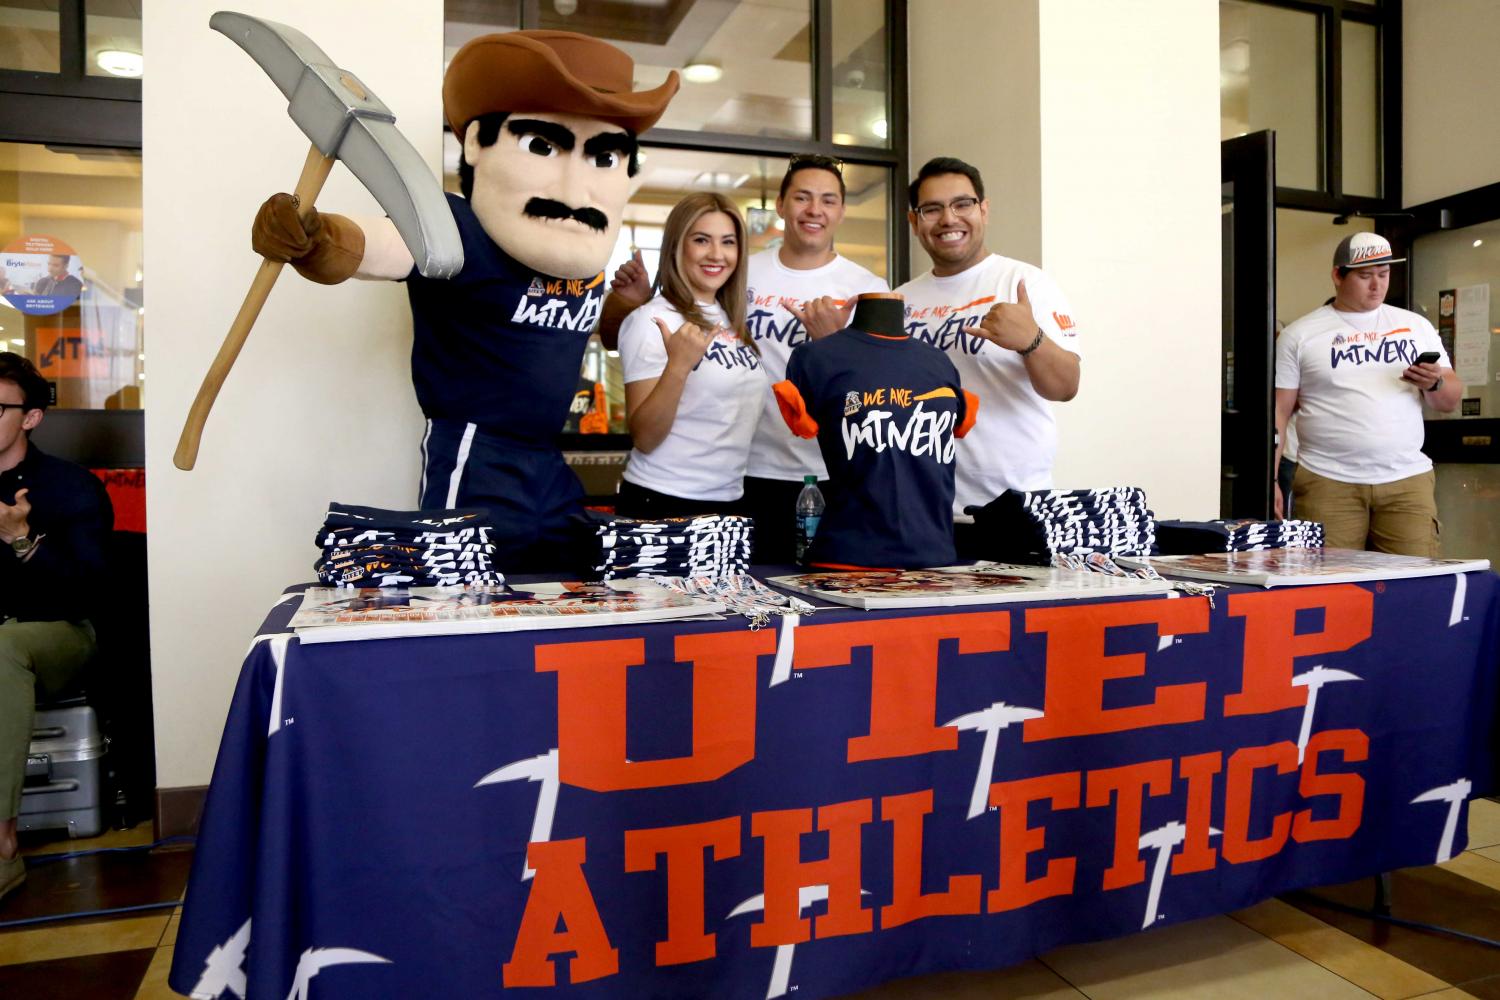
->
xmin=171 ymin=573 xmax=1500 ymax=1000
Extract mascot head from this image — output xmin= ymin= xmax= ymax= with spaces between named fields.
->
xmin=444 ymin=31 xmax=679 ymax=279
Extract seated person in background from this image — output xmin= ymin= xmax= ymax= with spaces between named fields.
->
xmin=616 ymin=193 xmax=767 ymax=518
xmin=0 ymin=353 xmax=112 ymax=902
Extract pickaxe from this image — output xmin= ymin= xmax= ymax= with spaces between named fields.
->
xmin=728 ymin=884 xmax=867 ymax=1000
xmin=945 ymin=701 xmax=1044 ymax=820
xmin=174 ymin=11 xmax=462 ymax=470
xmin=284 ymin=947 xmax=390 ymax=1000
xmin=1137 ymin=821 xmax=1220 ymax=928
xmin=1291 ymin=666 xmax=1362 ymax=763
xmin=475 ymin=748 xmax=560 ymax=880
xmin=192 ymin=917 xmax=251 ymax=999
xmin=1412 ymin=778 xmax=1472 ymax=863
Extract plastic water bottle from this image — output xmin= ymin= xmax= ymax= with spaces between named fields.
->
xmin=795 ymin=475 xmax=825 ymax=564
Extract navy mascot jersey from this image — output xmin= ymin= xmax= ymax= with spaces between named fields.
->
xmin=405 ymin=193 xmax=604 ymax=439
xmin=776 ymin=329 xmax=977 ymax=568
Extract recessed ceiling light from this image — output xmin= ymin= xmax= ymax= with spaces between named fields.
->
xmin=96 ymin=50 xmax=143 ymax=78
xmin=871 ymin=117 xmax=889 ymax=140
xmin=1474 ymin=239 xmax=1484 ymax=248
xmin=683 ymin=61 xmax=723 ymax=84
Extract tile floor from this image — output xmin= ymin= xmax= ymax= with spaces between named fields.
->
xmin=3 ymin=802 xmax=1500 ymax=998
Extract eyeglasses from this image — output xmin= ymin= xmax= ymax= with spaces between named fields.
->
xmin=914 ymin=196 xmax=980 ymax=222
xmin=0 ymin=403 xmax=30 ymax=417
xmin=788 ymin=154 xmax=844 ymax=174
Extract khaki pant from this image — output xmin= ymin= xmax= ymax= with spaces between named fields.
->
xmin=0 ymin=619 xmax=95 ymax=819
xmin=1292 ymin=465 xmax=1440 ymax=557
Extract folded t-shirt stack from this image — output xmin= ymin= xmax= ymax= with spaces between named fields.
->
xmin=315 ymin=503 xmax=504 ymax=588
xmin=965 ymin=487 xmax=1156 ymax=565
xmin=590 ymin=513 xmax=753 ymax=581
xmin=1154 ymin=518 xmax=1325 ymax=554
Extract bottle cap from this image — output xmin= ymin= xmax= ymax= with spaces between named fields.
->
xmin=804 ymin=475 xmax=817 ymax=484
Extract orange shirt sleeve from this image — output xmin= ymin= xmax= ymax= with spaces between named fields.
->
xmin=773 ymin=380 xmax=819 ymax=439
xmin=956 ymin=389 xmax=980 ymax=438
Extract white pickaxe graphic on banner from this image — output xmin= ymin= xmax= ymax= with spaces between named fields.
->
xmin=475 ymin=748 xmax=560 ymax=881
xmin=1137 ymin=821 xmax=1221 ymax=928
xmin=945 ymin=701 xmax=1044 ymax=820
xmin=1291 ymin=666 xmax=1362 ymax=764
xmin=283 ymin=947 xmax=390 ymax=1000
xmin=192 ymin=917 xmax=252 ymax=999
xmin=1156 ymin=590 xmax=1181 ymax=652
xmin=728 ymin=884 xmax=869 ymax=999
xmin=1450 ymin=572 xmax=1468 ymax=626
xmin=1412 ymin=778 xmax=1472 ymax=863
xmin=769 ymin=612 xmax=800 ymax=687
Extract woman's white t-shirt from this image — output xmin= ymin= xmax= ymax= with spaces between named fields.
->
xmin=618 ymin=295 xmax=767 ymax=501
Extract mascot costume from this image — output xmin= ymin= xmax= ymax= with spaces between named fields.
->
xmin=253 ymin=32 xmax=679 ymax=571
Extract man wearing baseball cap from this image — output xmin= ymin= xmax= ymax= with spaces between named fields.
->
xmin=1273 ymin=232 xmax=1461 ymax=554
xmin=252 ymin=32 xmax=679 ymax=571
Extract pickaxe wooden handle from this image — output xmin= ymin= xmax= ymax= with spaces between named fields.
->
xmin=173 ymin=144 xmax=335 ymax=471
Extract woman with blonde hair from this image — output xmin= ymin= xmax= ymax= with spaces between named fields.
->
xmin=616 ymin=192 xmax=766 ymax=516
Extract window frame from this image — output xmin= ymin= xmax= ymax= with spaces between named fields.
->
xmin=0 ymin=0 xmax=142 ymax=149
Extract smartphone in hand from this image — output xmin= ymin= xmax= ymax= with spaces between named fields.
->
xmin=1415 ymin=351 xmax=1441 ymax=365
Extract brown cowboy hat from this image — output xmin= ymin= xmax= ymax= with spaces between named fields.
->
xmin=444 ymin=30 xmax=680 ymax=138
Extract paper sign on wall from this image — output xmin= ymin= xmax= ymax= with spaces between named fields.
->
xmin=1452 ymin=283 xmax=1491 ymax=386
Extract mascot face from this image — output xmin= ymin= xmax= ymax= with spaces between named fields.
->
xmin=465 ymin=111 xmax=634 ymax=280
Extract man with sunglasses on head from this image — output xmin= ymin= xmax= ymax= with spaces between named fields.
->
xmin=896 ymin=157 xmax=1081 ymax=547
xmin=0 ymin=353 xmax=112 ymax=903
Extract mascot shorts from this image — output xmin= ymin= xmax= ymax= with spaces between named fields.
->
xmin=418 ymin=418 xmax=585 ymax=573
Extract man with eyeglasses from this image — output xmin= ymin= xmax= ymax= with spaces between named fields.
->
xmin=897 ymin=157 xmax=1081 ymax=536
xmin=0 ymin=353 xmax=112 ymax=903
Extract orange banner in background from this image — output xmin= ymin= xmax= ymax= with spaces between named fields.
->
xmin=36 ymin=327 xmax=109 ymax=379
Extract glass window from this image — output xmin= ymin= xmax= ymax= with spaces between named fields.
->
xmin=1275 ymin=209 xmax=1374 ymax=325
xmin=1340 ymin=19 xmax=1379 ymax=198
xmin=0 ymin=142 xmax=143 ymax=409
xmin=1220 ymin=0 xmax=1320 ymax=191
xmin=86 ymin=0 xmax=141 ymax=78
xmin=1411 ymin=221 xmax=1500 ymax=423
xmin=526 ymin=0 xmax=813 ymax=140
xmin=832 ymin=0 xmax=888 ymax=148
xmin=0 ymin=1 xmax=60 ymax=73
xmin=445 ymin=0 xmax=519 ymax=66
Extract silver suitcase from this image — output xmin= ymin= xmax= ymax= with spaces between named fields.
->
xmin=21 ymin=705 xmax=107 ymax=839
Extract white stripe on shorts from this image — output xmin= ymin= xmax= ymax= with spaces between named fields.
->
xmin=445 ymin=422 xmax=478 ymax=508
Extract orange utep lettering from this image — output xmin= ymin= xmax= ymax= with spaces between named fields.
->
xmin=1224 ymin=585 xmax=1373 ymax=717
xmin=624 ymin=816 xmax=741 ymax=966
xmin=988 ymin=772 xmax=1080 ymax=912
xmin=538 ymin=631 xmax=772 ymax=792
xmin=751 ymin=799 xmax=874 ymax=946
xmin=1293 ymin=729 xmax=1368 ymax=843
xmin=503 ymin=838 xmax=618 ymax=987
xmin=880 ymin=789 xmax=982 ymax=927
xmin=1223 ymin=742 xmax=1298 ymax=863
xmin=1024 ymin=598 xmax=1210 ymax=741
xmin=794 ymin=612 xmax=1009 ymax=762
xmin=1085 ymin=759 xmax=1175 ymax=890
xmin=1172 ymin=752 xmax=1223 ymax=874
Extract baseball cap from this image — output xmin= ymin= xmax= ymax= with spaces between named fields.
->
xmin=1333 ymin=232 xmax=1406 ymax=270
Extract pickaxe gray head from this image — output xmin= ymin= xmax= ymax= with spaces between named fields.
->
xmin=1412 ymin=778 xmax=1472 ymax=806
xmin=211 ymin=10 xmax=462 ymax=278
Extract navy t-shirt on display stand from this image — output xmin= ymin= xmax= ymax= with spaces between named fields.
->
xmin=405 ymin=193 xmax=603 ymax=440
xmin=775 ymin=328 xmax=977 ymax=568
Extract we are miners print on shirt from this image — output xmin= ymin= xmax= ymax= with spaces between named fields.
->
xmin=776 ymin=328 xmax=976 ymax=568
xmin=1274 ymin=303 xmax=1450 ymax=485
xmin=896 ymin=254 xmax=1081 ymax=509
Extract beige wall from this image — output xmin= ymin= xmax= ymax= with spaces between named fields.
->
xmin=910 ymin=0 xmax=1222 ymax=519
xmin=1404 ymin=0 xmax=1500 ymax=206
xmin=144 ymin=0 xmax=443 ymax=788
xmin=1276 ymin=209 xmax=1374 ymax=327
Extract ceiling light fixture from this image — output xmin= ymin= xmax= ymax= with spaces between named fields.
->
xmin=1474 ymin=239 xmax=1484 ymax=248
xmin=871 ymin=117 xmax=889 ymax=140
xmin=682 ymin=61 xmax=723 ymax=84
xmin=96 ymin=49 xmax=143 ymax=78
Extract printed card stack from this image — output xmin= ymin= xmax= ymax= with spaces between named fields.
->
xmin=590 ymin=514 xmax=753 ymax=581
xmin=1154 ymin=518 xmax=1325 ymax=555
xmin=315 ymin=503 xmax=504 ymax=588
xmin=965 ymin=488 xmax=1156 ymax=564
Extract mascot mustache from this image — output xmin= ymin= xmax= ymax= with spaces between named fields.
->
xmin=524 ymin=198 xmax=609 ymax=233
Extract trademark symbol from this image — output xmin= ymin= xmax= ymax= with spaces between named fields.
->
xmin=284 ymin=717 xmax=294 ymax=726
xmin=794 ymin=672 xmax=803 ymax=679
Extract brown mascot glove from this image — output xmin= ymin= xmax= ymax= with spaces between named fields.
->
xmin=251 ymin=192 xmax=365 ymax=285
